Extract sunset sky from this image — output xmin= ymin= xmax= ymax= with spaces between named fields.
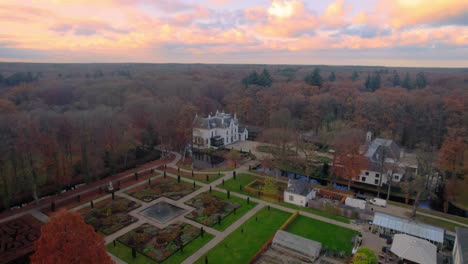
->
xmin=0 ymin=0 xmax=467 ymax=67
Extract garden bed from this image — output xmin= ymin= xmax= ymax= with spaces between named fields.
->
xmin=185 ymin=192 xmax=241 ymax=227
xmin=127 ymin=177 xmax=197 ymax=202
xmin=0 ymin=214 xmax=42 ymax=263
xmin=81 ymin=197 xmax=140 ymax=235
xmin=116 ymin=222 xmax=202 ymax=263
xmin=164 ymin=167 xmax=224 ymax=183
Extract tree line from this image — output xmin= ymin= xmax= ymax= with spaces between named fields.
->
xmin=0 ymin=63 xmax=465 ymax=211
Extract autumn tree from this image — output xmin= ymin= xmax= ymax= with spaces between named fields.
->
xmin=401 ymin=145 xmax=436 ymax=218
xmin=332 ymin=128 xmax=367 ymax=190
xmin=30 ymin=210 xmax=114 ymax=264
xmin=352 ymin=247 xmax=377 ymax=264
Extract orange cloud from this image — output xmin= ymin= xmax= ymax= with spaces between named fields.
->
xmin=254 ymin=0 xmax=318 ymax=37
xmin=379 ymin=0 xmax=468 ymax=29
xmin=321 ymin=0 xmax=352 ymax=27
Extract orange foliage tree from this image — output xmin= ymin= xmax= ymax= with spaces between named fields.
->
xmin=30 ymin=210 xmax=114 ymax=264
xmin=332 ymin=128 xmax=367 ymax=190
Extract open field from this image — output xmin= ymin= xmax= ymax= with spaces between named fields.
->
xmin=195 ymin=207 xmax=291 ymax=264
xmin=285 ymin=215 xmax=360 ymax=255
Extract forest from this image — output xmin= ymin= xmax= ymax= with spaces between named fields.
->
xmin=0 ymin=63 xmax=466 ymax=211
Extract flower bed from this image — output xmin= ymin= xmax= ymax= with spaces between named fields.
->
xmin=164 ymin=167 xmax=223 ymax=183
xmin=185 ymin=193 xmax=241 ymax=227
xmin=127 ymin=177 xmax=196 ymax=202
xmin=117 ymin=222 xmax=201 ymax=263
xmin=81 ymin=197 xmax=140 ymax=235
xmin=0 ymin=214 xmax=42 ymax=263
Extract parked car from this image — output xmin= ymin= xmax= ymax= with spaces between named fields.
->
xmin=369 ymin=198 xmax=387 ymax=207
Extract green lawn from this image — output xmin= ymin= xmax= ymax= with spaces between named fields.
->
xmin=210 ymin=191 xmax=258 ymax=231
xmin=195 ymin=207 xmax=291 ymax=264
xmin=285 ymin=215 xmax=360 ymax=255
xmin=413 ymin=214 xmax=463 ymax=232
xmin=107 ymin=233 xmax=214 ymax=264
xmin=219 ymin=173 xmax=350 ymax=223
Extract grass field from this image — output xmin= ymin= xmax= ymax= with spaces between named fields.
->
xmin=219 ymin=173 xmax=350 ymax=223
xmin=195 ymin=207 xmax=291 ymax=264
xmin=107 ymin=233 xmax=214 ymax=264
xmin=209 ymin=191 xmax=258 ymax=231
xmin=285 ymin=215 xmax=360 ymax=255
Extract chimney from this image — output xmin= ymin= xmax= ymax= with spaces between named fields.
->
xmin=366 ymin=131 xmax=372 ymax=143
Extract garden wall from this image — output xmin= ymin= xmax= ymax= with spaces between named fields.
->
xmin=248 ymin=211 xmax=299 ymax=264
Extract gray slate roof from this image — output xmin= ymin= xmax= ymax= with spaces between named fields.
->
xmin=364 ymin=138 xmax=401 ymax=171
xmin=456 ymin=227 xmax=468 ymax=263
xmin=193 ymin=112 xmax=238 ymax=129
xmin=272 ymin=230 xmax=322 ymax=259
xmin=286 ymin=178 xmax=312 ymax=196
xmin=373 ymin=212 xmax=444 ymax=243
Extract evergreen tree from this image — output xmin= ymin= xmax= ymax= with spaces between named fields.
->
xmin=415 ymin=72 xmax=427 ymax=88
xmin=242 ymin=69 xmax=272 ymax=87
xmin=392 ymin=72 xmax=400 ymax=86
xmin=304 ymin=68 xmax=323 ymax=87
xmin=351 ymin=71 xmax=359 ymax=81
xmin=328 ymin=72 xmax=336 ymax=82
xmin=259 ymin=69 xmax=273 ymax=87
xmin=364 ymin=74 xmax=371 ymax=90
xmin=402 ymin=73 xmax=412 ymax=89
xmin=365 ymin=73 xmax=381 ymax=91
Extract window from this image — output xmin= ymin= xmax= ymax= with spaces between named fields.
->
xmin=375 ymin=179 xmax=379 ymax=184
xmin=376 ymin=173 xmax=380 ymax=178
xmin=361 ymin=177 xmax=366 ymax=181
xmin=289 ymin=195 xmax=294 ymax=201
xmin=394 ymin=175 xmax=399 ymax=180
xmin=365 ymin=171 xmax=369 ymax=176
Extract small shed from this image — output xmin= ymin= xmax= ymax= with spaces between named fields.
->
xmin=272 ymin=230 xmax=322 ymax=261
xmin=345 ymin=197 xmax=367 ymax=210
xmin=390 ymin=234 xmax=437 ymax=264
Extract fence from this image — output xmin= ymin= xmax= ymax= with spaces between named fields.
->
xmin=248 ymin=211 xmax=300 ymax=264
xmin=244 ymin=179 xmax=284 ymax=201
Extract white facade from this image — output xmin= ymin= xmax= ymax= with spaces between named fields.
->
xmin=192 ymin=110 xmax=248 ymax=149
xmin=356 ymin=169 xmax=403 ymax=186
xmin=284 ymin=191 xmax=308 ymax=206
xmin=284 ymin=179 xmax=315 ymax=207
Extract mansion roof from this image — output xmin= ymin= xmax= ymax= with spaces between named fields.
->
xmin=193 ymin=111 xmax=242 ymax=130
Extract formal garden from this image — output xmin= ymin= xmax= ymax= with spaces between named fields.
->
xmin=164 ymin=167 xmax=224 ymax=183
xmin=108 ymin=222 xmax=213 ymax=263
xmin=195 ymin=207 xmax=292 ymax=264
xmin=81 ymin=197 xmax=140 ymax=235
xmin=0 ymin=215 xmax=42 ymax=263
xmin=184 ymin=190 xmax=257 ymax=231
xmin=127 ymin=177 xmax=197 ymax=202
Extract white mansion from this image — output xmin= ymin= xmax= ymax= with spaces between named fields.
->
xmin=353 ymin=132 xmax=418 ymax=186
xmin=192 ymin=110 xmax=248 ymax=149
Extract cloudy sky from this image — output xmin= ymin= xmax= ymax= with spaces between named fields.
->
xmin=0 ymin=0 xmax=467 ymax=67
